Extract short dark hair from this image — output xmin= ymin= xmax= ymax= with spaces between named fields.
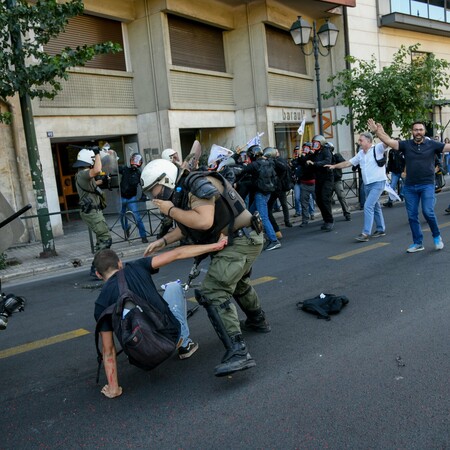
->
xmin=93 ymin=249 xmax=120 ymax=276
xmin=412 ymin=121 xmax=426 ymax=129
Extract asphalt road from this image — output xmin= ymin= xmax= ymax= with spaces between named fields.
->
xmin=1 ymin=192 xmax=450 ymax=449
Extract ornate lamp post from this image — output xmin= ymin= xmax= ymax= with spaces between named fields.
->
xmin=290 ymin=17 xmax=339 ymax=136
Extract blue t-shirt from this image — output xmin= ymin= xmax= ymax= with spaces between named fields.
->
xmin=398 ymin=139 xmax=444 ymax=185
xmin=94 ymin=257 xmax=163 ymax=331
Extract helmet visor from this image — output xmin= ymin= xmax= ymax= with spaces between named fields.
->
xmin=130 ymin=154 xmax=143 ymax=167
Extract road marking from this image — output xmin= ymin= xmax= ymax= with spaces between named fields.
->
xmin=329 ymin=242 xmax=389 ymax=260
xmin=187 ymin=276 xmax=277 ymax=302
xmin=424 ymin=220 xmax=450 ymax=231
xmin=1 ymin=277 xmax=278 ymax=358
xmin=0 ymin=328 xmax=90 ymax=360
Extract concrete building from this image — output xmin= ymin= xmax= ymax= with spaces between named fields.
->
xmin=3 ymin=0 xmax=450 ymax=242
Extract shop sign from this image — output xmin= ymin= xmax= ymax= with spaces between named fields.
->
xmin=281 ymin=109 xmax=306 ymax=122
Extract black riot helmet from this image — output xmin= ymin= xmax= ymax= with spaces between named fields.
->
xmin=247 ymin=145 xmax=263 ymax=161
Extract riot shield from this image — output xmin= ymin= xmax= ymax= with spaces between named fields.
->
xmin=100 ymin=148 xmax=120 ymax=214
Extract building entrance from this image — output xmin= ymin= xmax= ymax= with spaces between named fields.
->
xmin=51 ymin=137 xmax=125 ymax=215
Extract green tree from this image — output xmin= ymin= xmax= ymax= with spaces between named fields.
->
xmin=323 ymin=44 xmax=450 ymax=137
xmin=0 ymin=0 xmax=121 ymax=256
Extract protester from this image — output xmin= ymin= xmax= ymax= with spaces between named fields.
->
xmin=238 ymin=145 xmax=281 ymax=250
xmin=326 ymin=132 xmax=387 ymax=242
xmin=292 ymin=142 xmax=316 ymax=226
xmin=368 ymin=119 xmax=449 ymax=252
xmin=119 ymin=153 xmax=148 ymax=243
xmin=383 ymin=143 xmax=405 ymax=207
xmin=264 ymin=147 xmax=293 ymax=240
xmin=94 ymin=239 xmax=227 ymax=398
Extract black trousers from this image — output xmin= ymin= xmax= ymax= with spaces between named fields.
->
xmin=268 ymin=190 xmax=290 ymax=232
xmin=315 ymin=179 xmax=334 ymax=223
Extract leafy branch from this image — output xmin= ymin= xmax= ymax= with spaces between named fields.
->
xmin=323 ymin=44 xmax=450 ymax=137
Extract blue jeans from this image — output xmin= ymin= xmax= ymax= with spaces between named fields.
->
xmin=403 ymin=184 xmax=440 ymax=245
xmin=294 ymin=184 xmax=315 ymax=216
xmin=362 ymin=180 xmax=385 ymax=236
xmin=388 ymin=172 xmax=404 ymax=200
xmin=445 ymin=153 xmax=450 ymax=173
xmin=250 ymin=192 xmax=277 ymax=242
xmin=162 ymin=282 xmax=192 ymax=348
xmin=120 ymin=196 xmax=147 ymax=238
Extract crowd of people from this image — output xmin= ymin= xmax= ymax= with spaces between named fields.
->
xmin=71 ymin=121 xmax=450 ymax=398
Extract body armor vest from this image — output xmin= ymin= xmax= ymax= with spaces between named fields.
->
xmin=172 ymin=171 xmax=246 ymax=245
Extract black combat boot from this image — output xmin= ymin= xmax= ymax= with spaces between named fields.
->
xmin=240 ymin=308 xmax=271 ymax=333
xmin=214 ymin=334 xmax=256 ymax=377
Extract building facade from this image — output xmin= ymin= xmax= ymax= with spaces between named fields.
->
xmin=3 ymin=0 xmax=450 ymax=241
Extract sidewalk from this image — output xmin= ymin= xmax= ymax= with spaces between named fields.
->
xmin=0 ymin=192 xmax=372 ymax=285
xmin=0 ymin=227 xmax=152 ymax=285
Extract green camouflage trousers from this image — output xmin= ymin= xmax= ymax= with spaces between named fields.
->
xmin=201 ymin=230 xmax=264 ymax=336
xmin=80 ymin=210 xmax=112 ymax=251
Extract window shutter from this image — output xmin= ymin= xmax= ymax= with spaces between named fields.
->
xmin=44 ymin=15 xmax=126 ymax=71
xmin=266 ymin=25 xmax=306 ymax=74
xmin=168 ymin=15 xmax=226 ymax=72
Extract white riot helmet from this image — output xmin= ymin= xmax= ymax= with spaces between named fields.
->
xmin=161 ymin=148 xmax=179 ymax=162
xmin=73 ymin=149 xmax=95 ymax=168
xmin=140 ymin=159 xmax=179 ymax=200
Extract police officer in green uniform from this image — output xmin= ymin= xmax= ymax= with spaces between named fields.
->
xmin=73 ymin=148 xmax=112 ymax=278
xmin=141 ymin=159 xmax=270 ymax=377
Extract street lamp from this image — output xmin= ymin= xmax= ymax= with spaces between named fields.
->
xmin=290 ymin=17 xmax=339 ymax=136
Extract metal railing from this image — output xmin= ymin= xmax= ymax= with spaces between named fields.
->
xmin=18 ymin=171 xmax=363 ymax=254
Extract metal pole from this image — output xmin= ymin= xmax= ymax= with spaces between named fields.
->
xmin=313 ymin=21 xmax=324 ymax=136
xmin=6 ymin=0 xmax=57 ymax=257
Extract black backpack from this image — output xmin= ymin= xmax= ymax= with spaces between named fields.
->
xmin=95 ymin=270 xmax=180 ymax=382
xmin=296 ymin=293 xmax=349 ymax=321
xmin=255 ymin=159 xmax=277 ymax=193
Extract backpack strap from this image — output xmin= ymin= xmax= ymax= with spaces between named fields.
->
xmin=117 ymin=269 xmax=128 ymax=296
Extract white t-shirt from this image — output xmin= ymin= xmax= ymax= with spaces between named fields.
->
xmin=349 ymin=143 xmax=387 ymax=185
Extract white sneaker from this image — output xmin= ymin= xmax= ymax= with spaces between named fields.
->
xmin=406 ymin=244 xmax=424 ymax=253
xmin=434 ymin=236 xmax=444 ymax=250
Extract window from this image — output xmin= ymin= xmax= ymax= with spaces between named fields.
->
xmin=44 ymin=15 xmax=126 ymax=71
xmin=168 ymin=15 xmax=226 ymax=72
xmin=266 ymin=25 xmax=307 ymax=75
xmin=391 ymin=0 xmax=450 ymax=22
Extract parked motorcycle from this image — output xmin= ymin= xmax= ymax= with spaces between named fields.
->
xmin=0 ymin=204 xmax=31 ymax=330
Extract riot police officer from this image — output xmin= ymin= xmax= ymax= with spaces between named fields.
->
xmin=140 ymin=159 xmax=270 ymax=377
xmin=73 ymin=148 xmax=112 ymax=278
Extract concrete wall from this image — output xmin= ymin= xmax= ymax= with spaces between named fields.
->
xmin=2 ymin=0 xmax=357 ymax=243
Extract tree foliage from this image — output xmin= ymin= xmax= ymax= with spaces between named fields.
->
xmin=323 ymin=44 xmax=450 ymax=137
xmin=0 ymin=0 xmax=122 ymax=123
